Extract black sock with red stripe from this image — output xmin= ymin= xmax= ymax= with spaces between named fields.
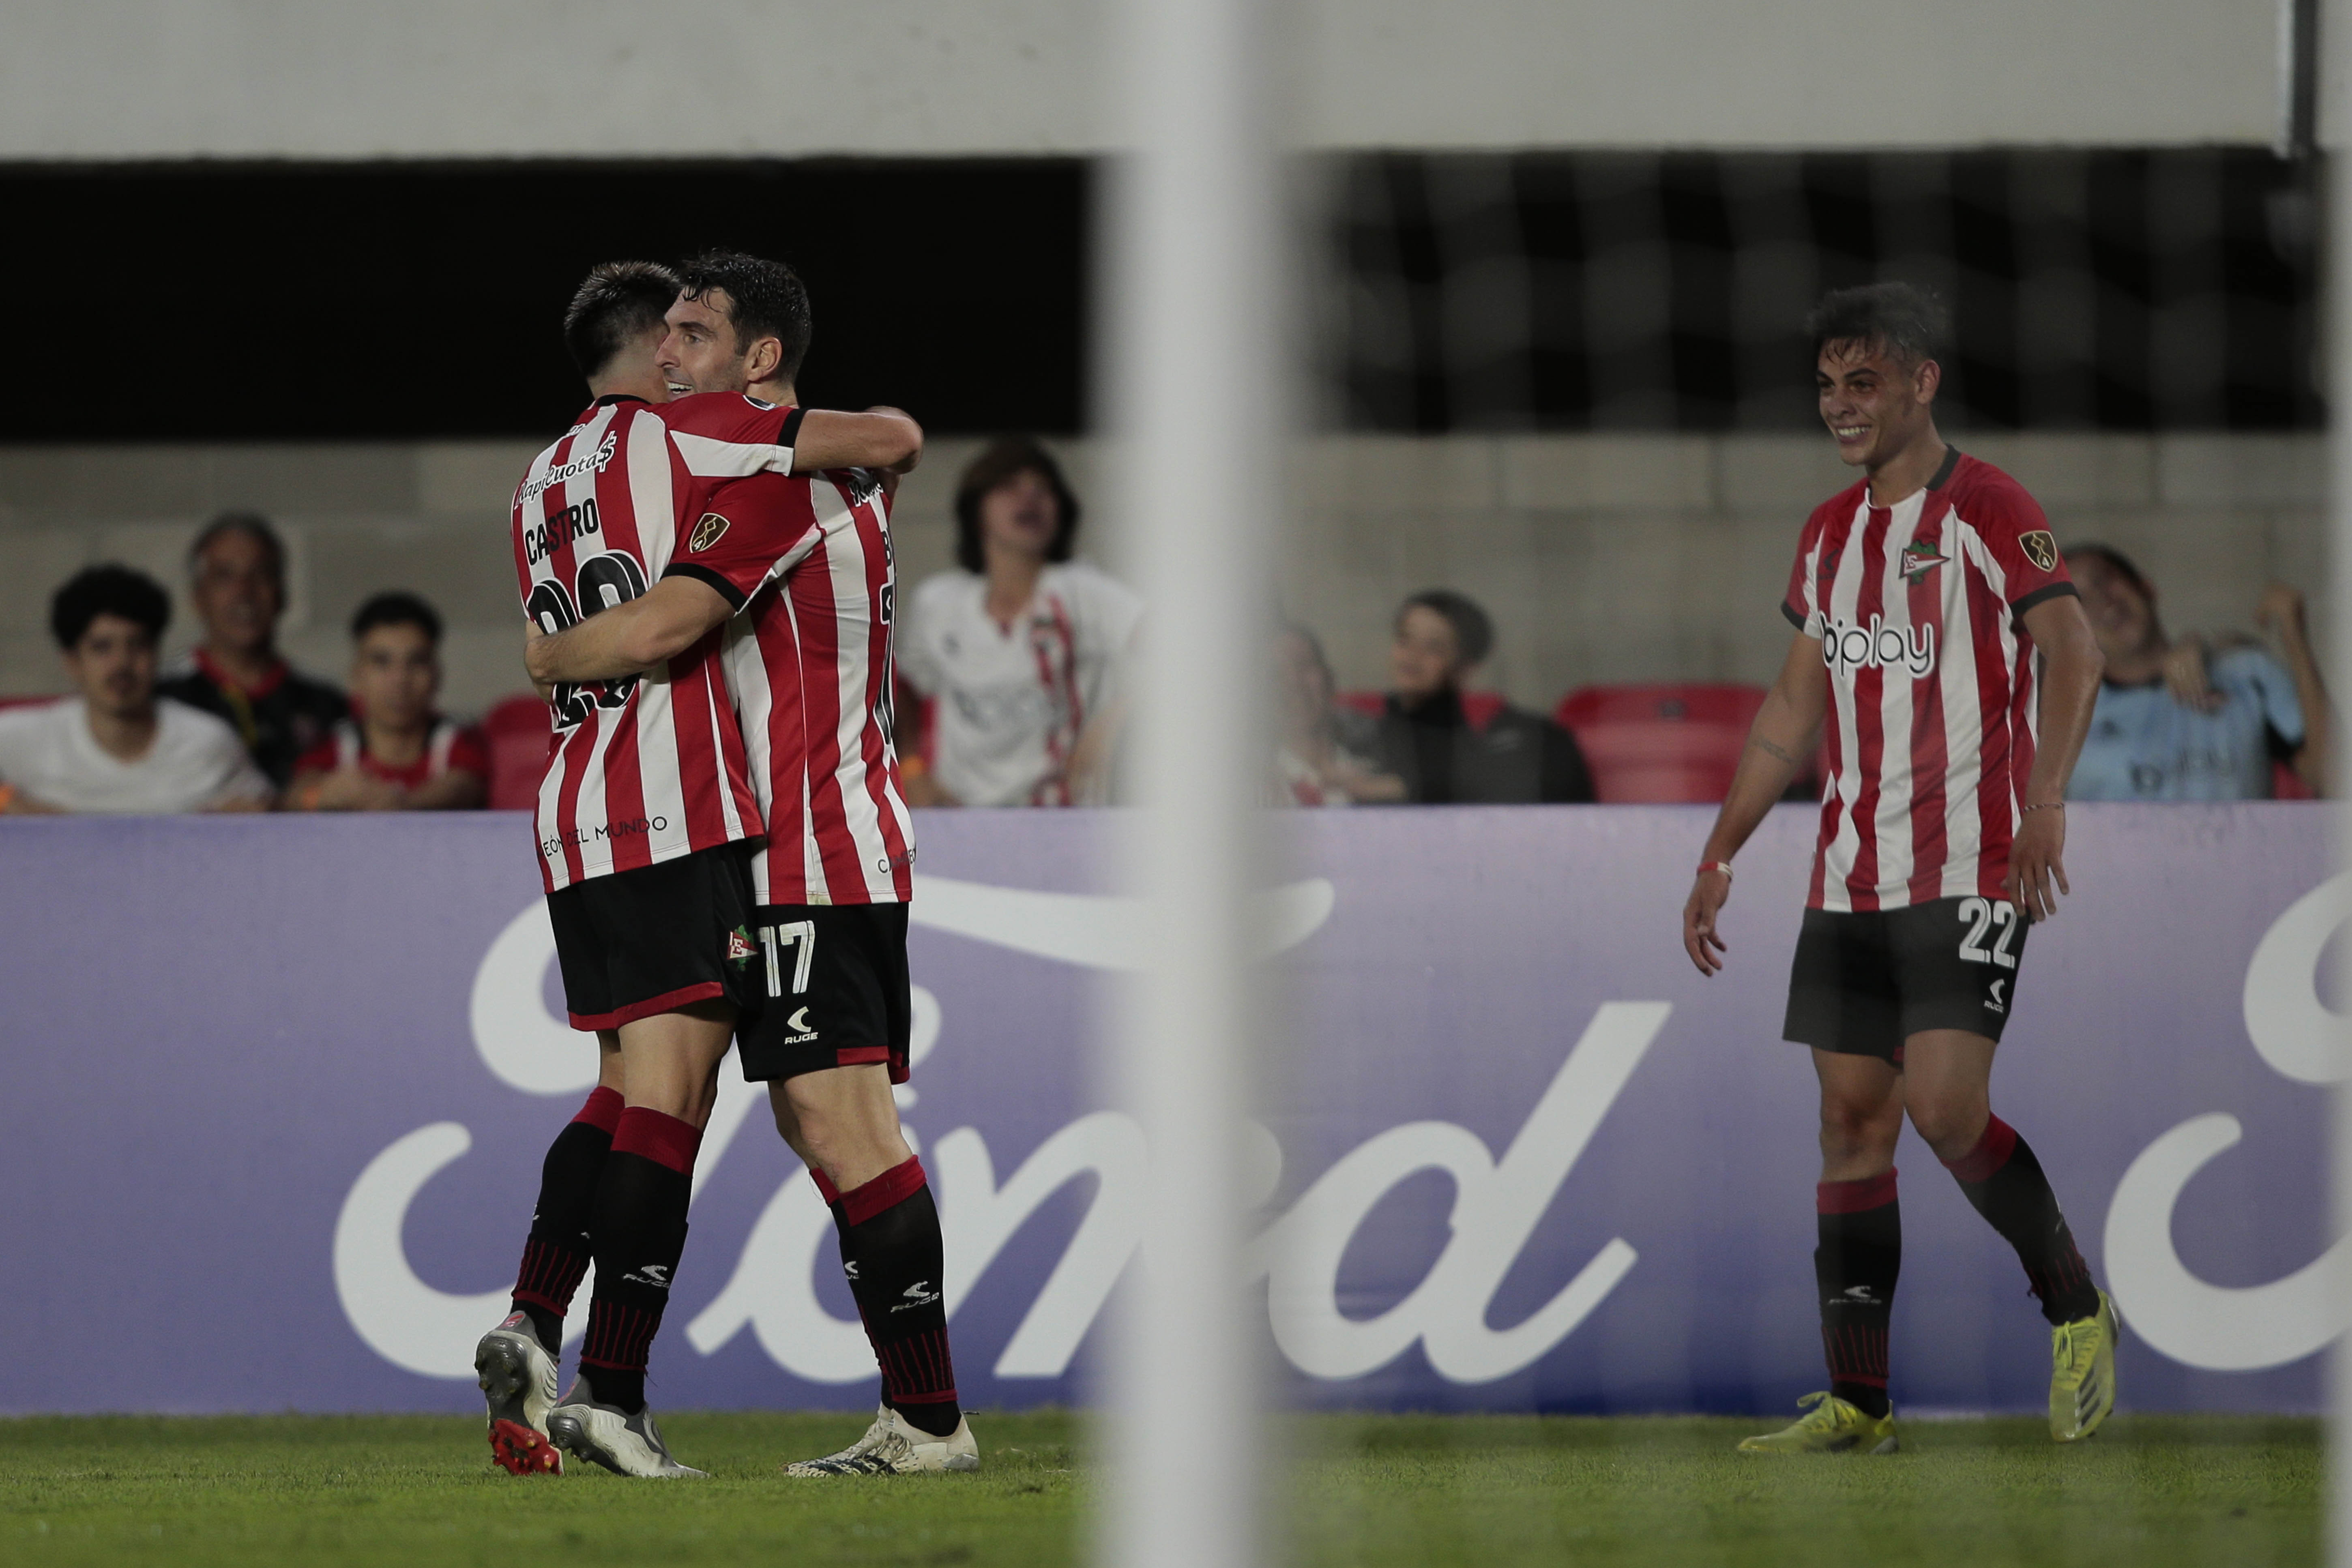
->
xmin=1817 ymin=1169 xmax=1900 ymax=1420
xmin=831 ymin=1157 xmax=961 ymax=1438
xmin=1943 ymin=1115 xmax=2100 ymax=1325
xmin=579 ymin=1107 xmax=700 ymax=1415
xmin=509 ymin=1085 xmax=625 ymax=1356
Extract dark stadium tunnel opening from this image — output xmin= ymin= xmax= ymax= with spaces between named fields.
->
xmin=0 ymin=158 xmax=1093 ymax=442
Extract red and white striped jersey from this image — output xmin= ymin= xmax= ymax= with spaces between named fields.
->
xmin=510 ymin=394 xmax=781 ymax=892
xmin=295 ymin=716 xmax=489 ymax=789
xmin=664 ymin=457 xmax=915 ymax=907
xmin=1781 ymin=448 xmax=2077 ymax=913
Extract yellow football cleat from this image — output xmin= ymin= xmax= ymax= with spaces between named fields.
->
xmin=1737 ymin=1391 xmax=1899 ymax=1455
xmin=2049 ymin=1290 xmax=2118 ymax=1442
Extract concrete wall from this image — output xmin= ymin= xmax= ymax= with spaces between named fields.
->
xmin=0 ymin=0 xmax=2285 ymax=159
xmin=0 ymin=434 xmax=2322 ymax=720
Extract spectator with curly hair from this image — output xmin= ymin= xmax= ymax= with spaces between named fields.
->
xmin=0 ymin=565 xmax=272 ymax=814
xmin=895 ymin=438 xmax=1142 ymax=807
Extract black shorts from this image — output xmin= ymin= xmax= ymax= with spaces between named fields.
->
xmin=1783 ymin=894 xmax=2030 ymax=1061
xmin=736 ymin=903 xmax=912 ymax=1085
xmin=545 ymin=844 xmax=761 ymax=1031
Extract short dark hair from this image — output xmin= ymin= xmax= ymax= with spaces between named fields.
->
xmin=1806 ymin=281 xmax=1949 ymax=369
xmin=1397 ymin=588 xmax=1494 ymax=666
xmin=189 ymin=510 xmax=286 ymax=587
xmin=674 ymin=250 xmax=813 ymax=382
xmin=2062 ymin=542 xmax=2150 ymax=595
xmin=52 ymin=564 xmax=170 ymax=650
xmin=351 ymin=590 xmax=443 ymax=645
xmin=953 ymin=438 xmax=1082 ymax=574
xmin=563 ymin=260 xmax=681 ymax=382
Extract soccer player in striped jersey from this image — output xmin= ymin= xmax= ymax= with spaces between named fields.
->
xmin=1680 ymin=283 xmax=2118 ymax=1454
xmin=478 ymin=260 xmax=760 ymax=1480
xmin=524 ymin=252 xmax=973 ymax=1476
xmin=482 ymin=262 xmax=921 ymax=1480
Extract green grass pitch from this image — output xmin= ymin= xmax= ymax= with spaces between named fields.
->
xmin=0 ymin=1411 xmax=2316 ymax=1566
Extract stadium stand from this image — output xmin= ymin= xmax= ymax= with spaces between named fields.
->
xmin=1554 ymin=683 xmax=1768 ymax=804
xmin=481 ymin=695 xmax=552 ymax=812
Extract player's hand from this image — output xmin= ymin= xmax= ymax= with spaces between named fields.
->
xmin=2004 ymin=806 xmax=2071 ymax=922
xmin=1682 ymin=869 xmax=1732 ymax=976
xmin=2162 ymin=633 xmax=2220 ymax=712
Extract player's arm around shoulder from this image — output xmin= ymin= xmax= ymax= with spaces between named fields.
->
xmin=792 ymin=407 xmax=923 ymax=475
xmin=523 ymin=575 xmax=736 ymax=686
xmin=1682 ymin=628 xmax=1827 ymax=976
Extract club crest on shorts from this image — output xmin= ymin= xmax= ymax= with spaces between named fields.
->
xmin=726 ymin=925 xmax=757 ymax=966
xmin=689 ymin=512 xmax=730 ymax=552
xmin=2019 ymin=530 xmax=2059 ymax=573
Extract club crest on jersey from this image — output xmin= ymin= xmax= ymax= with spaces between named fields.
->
xmin=1901 ymin=537 xmax=1948 ymax=585
xmin=726 ymin=925 xmax=757 ymax=966
xmin=1821 ymin=613 xmax=1937 ymax=680
xmin=689 ymin=512 xmax=731 ymax=552
xmin=2019 ymin=529 xmax=2060 ymax=573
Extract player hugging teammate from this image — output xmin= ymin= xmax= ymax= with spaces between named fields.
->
xmin=1683 ymin=282 xmax=2120 ymax=1454
xmin=478 ymin=253 xmax=974 ymax=1478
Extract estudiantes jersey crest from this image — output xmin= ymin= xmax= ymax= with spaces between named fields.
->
xmin=1781 ymin=449 xmax=2079 ymax=913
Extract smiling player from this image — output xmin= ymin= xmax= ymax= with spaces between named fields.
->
xmin=526 ymin=251 xmax=976 ymax=1476
xmin=1679 ymin=282 xmax=2118 ymax=1454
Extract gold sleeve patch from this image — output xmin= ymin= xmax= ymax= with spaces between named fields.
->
xmin=689 ymin=512 xmax=730 ymax=552
xmin=2019 ymin=530 xmax=2058 ymax=573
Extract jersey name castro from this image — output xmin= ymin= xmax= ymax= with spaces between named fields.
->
xmin=1782 ymin=449 xmax=2077 ymax=914
xmin=510 ymin=396 xmax=778 ymax=892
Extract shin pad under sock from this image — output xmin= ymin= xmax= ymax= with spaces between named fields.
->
xmin=1943 ymin=1115 xmax=2099 ymax=1325
xmin=510 ymin=1085 xmax=624 ymax=1356
xmin=830 ymin=1157 xmax=962 ymax=1437
xmin=1817 ymin=1169 xmax=1900 ymax=1419
xmin=579 ymin=1107 xmax=700 ymax=1413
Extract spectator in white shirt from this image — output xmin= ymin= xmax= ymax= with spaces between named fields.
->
xmin=0 ymin=566 xmax=273 ymax=815
xmin=896 ymin=438 xmax=1142 ymax=807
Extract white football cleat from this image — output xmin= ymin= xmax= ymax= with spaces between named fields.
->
xmin=783 ymin=1404 xmax=980 ymax=1476
xmin=547 ymin=1372 xmax=707 ymax=1479
xmin=476 ymin=1313 xmax=562 ymax=1476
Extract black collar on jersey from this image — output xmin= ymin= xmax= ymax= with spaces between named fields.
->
xmin=1925 ymin=444 xmax=1963 ymax=490
xmin=594 ymin=393 xmax=650 ymax=407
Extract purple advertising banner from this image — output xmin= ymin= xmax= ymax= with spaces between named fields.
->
xmin=0 ymin=804 xmax=2335 ymax=1416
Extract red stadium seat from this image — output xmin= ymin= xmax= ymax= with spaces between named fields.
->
xmin=2273 ymin=759 xmax=2315 ymax=800
xmin=481 ymin=695 xmax=552 ymax=812
xmin=1335 ymin=690 xmax=1506 ymax=729
xmin=1555 ymin=683 xmax=1769 ymax=804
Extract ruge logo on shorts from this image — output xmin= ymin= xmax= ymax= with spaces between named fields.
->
xmin=1821 ymin=613 xmax=1936 ymax=681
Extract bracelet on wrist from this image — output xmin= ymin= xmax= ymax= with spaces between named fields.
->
xmin=1697 ymin=860 xmax=1734 ymax=883
xmin=2022 ymin=801 xmax=2065 ymax=813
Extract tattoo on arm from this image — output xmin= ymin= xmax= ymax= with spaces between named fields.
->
xmin=1748 ymin=736 xmax=1800 ymax=766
